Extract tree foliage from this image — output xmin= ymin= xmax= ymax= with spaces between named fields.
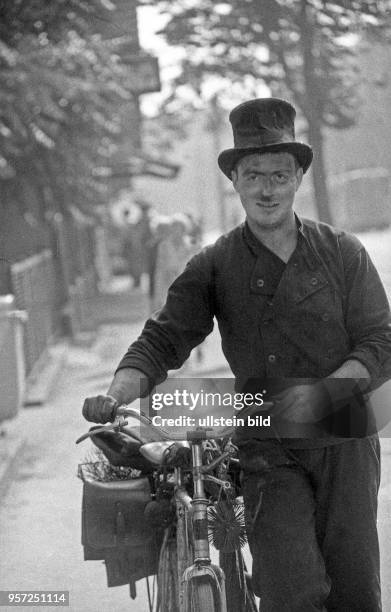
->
xmin=143 ymin=0 xmax=391 ymax=222
xmin=0 ymin=0 xmax=135 ymax=214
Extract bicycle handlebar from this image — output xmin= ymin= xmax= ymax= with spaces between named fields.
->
xmin=114 ymin=402 xmax=274 ymax=442
xmin=77 ymin=401 xmax=274 ymax=445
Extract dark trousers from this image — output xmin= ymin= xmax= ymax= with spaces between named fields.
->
xmin=241 ymin=437 xmax=381 ymax=611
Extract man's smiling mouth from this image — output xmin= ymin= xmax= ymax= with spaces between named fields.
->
xmin=256 ymin=201 xmax=279 ymax=208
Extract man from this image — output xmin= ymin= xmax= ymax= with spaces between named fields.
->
xmin=83 ymin=98 xmax=391 ymax=610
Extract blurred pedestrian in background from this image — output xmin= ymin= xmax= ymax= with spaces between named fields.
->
xmin=184 ymin=212 xmax=204 ymax=249
xmin=148 ymin=215 xmax=172 ymax=312
xmin=122 ymin=198 xmax=154 ymax=290
xmin=122 ymin=206 xmax=142 ymax=289
xmin=151 ymin=213 xmax=197 ymax=311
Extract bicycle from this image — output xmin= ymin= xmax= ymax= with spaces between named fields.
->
xmin=77 ymin=403 xmax=262 ymax=612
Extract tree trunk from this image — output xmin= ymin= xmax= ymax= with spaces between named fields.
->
xmin=300 ymin=0 xmax=333 ymax=225
xmin=209 ymin=95 xmax=228 ymax=232
xmin=307 ymin=117 xmax=333 ymax=225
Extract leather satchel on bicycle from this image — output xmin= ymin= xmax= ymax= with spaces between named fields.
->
xmin=78 ymin=419 xmax=166 ymax=599
xmin=79 ymin=466 xmax=162 ymax=595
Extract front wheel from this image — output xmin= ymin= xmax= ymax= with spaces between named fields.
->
xmin=189 ymin=579 xmax=216 ymax=612
xmin=157 ymin=529 xmax=179 ymax=612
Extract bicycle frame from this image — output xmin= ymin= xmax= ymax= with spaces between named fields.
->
xmin=174 ymin=439 xmax=228 ymax=612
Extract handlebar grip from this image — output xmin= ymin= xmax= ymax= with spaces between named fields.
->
xmin=109 ymin=403 xmax=118 ymax=422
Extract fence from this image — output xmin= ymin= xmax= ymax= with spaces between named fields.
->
xmin=10 ymin=250 xmax=58 ymax=376
xmin=329 ymin=168 xmax=391 ymax=232
xmin=295 ymin=167 xmax=391 ymax=232
xmin=0 ymin=295 xmax=27 ymax=422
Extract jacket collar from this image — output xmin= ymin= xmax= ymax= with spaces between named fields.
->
xmin=242 ymin=213 xmax=319 ymax=270
xmin=243 ymin=213 xmax=303 ymax=252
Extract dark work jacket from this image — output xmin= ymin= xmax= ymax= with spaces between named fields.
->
xmin=117 ymin=216 xmax=391 ymax=382
xmin=117 ymin=217 xmax=391 ymax=445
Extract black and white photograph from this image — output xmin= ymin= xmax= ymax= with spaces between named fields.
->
xmin=1 ymin=1 xmax=391 ymax=610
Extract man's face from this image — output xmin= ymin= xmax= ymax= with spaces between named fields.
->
xmin=232 ymin=152 xmax=303 ymax=231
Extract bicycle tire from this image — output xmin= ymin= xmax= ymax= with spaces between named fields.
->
xmin=157 ymin=530 xmax=179 ymax=612
xmin=189 ymin=578 xmax=216 ymax=612
xmin=157 ymin=498 xmax=194 ymax=612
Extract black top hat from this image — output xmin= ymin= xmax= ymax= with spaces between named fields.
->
xmin=218 ymin=98 xmax=313 ymax=179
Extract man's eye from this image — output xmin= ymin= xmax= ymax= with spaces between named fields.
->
xmin=246 ymin=174 xmax=258 ymax=181
xmin=275 ymin=174 xmax=289 ymax=183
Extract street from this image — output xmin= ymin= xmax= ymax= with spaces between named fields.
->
xmin=1 ymin=228 xmax=391 ymax=611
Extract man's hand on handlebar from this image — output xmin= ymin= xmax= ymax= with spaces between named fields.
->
xmin=82 ymin=394 xmax=118 ymax=423
xmin=82 ymin=367 xmax=152 ymax=423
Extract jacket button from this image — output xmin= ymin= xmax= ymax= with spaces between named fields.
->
xmin=322 ymin=313 xmax=330 ymax=321
xmin=256 ymin=278 xmax=264 ymax=287
xmin=268 ymin=354 xmax=276 ymax=363
xmin=310 ymin=277 xmax=318 ymax=285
